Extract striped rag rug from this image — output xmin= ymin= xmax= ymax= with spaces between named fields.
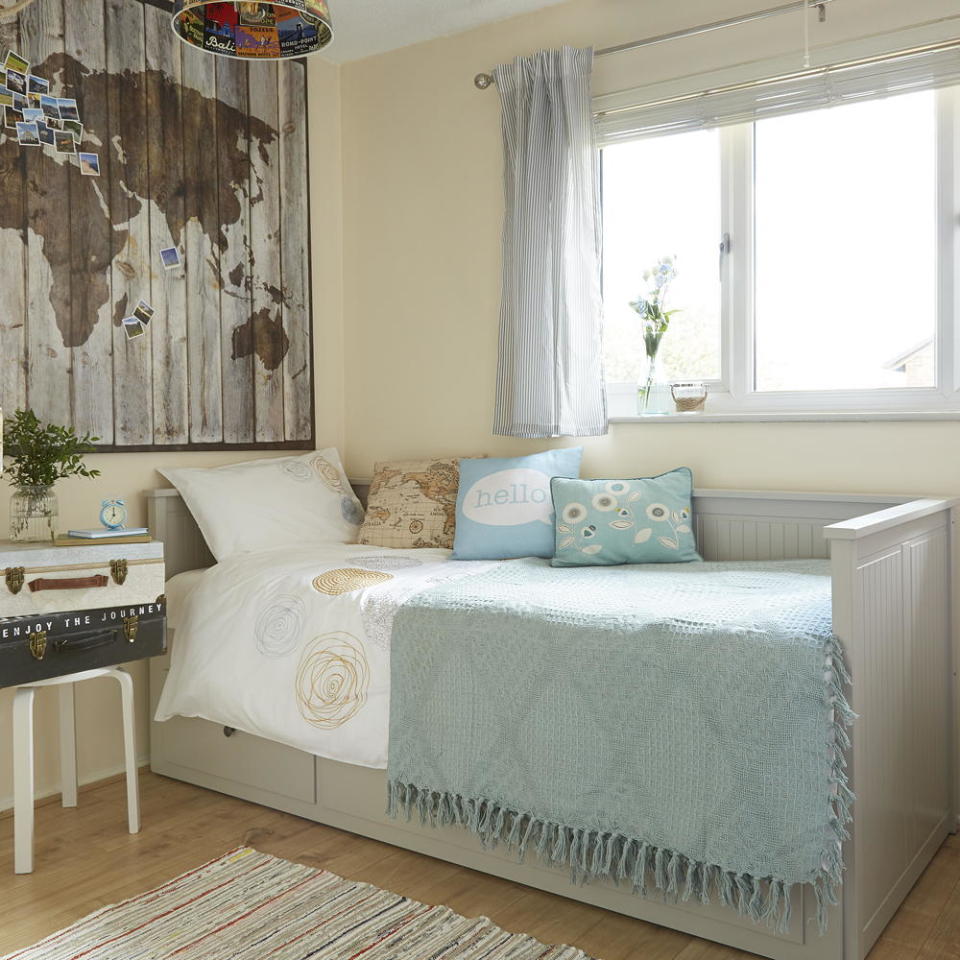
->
xmin=2 ymin=847 xmax=594 ymax=960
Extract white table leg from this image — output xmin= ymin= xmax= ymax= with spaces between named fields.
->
xmin=13 ymin=687 xmax=36 ymax=874
xmin=58 ymin=683 xmax=78 ymax=808
xmin=109 ymin=668 xmax=140 ymax=835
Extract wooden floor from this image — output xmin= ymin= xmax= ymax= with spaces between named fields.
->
xmin=0 ymin=771 xmax=957 ymax=959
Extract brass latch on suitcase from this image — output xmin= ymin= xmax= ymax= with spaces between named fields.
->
xmin=110 ymin=559 xmax=128 ymax=585
xmin=28 ymin=630 xmax=47 ymax=661
xmin=5 ymin=567 xmax=25 ymax=595
xmin=122 ymin=615 xmax=139 ymax=643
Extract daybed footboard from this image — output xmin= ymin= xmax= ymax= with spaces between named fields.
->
xmin=825 ymin=498 xmax=957 ymax=960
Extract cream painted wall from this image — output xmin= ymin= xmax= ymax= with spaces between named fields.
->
xmin=339 ymin=0 xmax=960 ymax=497
xmin=0 ymin=57 xmax=343 ymax=812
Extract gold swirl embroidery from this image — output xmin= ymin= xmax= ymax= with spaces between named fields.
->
xmin=296 ymin=632 xmax=370 ymax=729
xmin=312 ymin=568 xmax=393 ymax=595
xmin=312 ymin=456 xmax=345 ymax=493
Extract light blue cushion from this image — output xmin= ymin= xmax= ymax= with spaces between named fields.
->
xmin=452 ymin=449 xmax=583 ymax=560
xmin=551 ymin=468 xmax=701 ymax=566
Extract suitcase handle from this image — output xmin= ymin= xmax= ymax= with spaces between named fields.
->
xmin=28 ymin=575 xmax=110 ymax=593
xmin=54 ymin=631 xmax=116 ymax=655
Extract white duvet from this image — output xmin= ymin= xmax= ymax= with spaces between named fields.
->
xmin=155 ymin=543 xmax=493 ymax=768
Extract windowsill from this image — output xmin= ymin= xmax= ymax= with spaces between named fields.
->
xmin=610 ymin=410 xmax=960 ymax=424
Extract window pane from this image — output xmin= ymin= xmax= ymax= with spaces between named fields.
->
xmin=601 ymin=130 xmax=722 ymax=384
xmin=754 ymin=92 xmax=937 ymax=392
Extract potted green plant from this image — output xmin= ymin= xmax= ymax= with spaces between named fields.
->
xmin=2 ymin=409 xmax=100 ymax=542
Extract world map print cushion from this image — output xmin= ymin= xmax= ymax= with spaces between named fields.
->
xmin=358 ymin=457 xmax=470 ymax=549
xmin=452 ymin=448 xmax=583 ymax=560
xmin=550 ymin=468 xmax=701 ymax=566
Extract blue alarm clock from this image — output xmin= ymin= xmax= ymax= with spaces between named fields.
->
xmin=100 ymin=498 xmax=128 ymax=530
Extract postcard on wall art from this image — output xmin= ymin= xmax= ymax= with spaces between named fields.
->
xmin=12 ymin=91 xmax=26 ymax=111
xmin=133 ymin=299 xmax=153 ymax=324
xmin=37 ymin=122 xmax=54 ymax=146
xmin=27 ymin=74 xmax=48 ymax=96
xmin=4 ymin=50 xmax=29 ymax=74
xmin=54 ymin=129 xmax=76 ymax=154
xmin=15 ymin=121 xmax=39 ymax=146
xmin=159 ymin=246 xmax=182 ymax=270
xmin=122 ymin=317 xmax=145 ymax=340
xmin=3 ymin=107 xmax=18 ymax=129
xmin=62 ymin=119 xmax=83 ymax=142
xmin=5 ymin=69 xmax=26 ymax=95
xmin=57 ymin=98 xmax=80 ymax=122
xmin=21 ymin=107 xmax=42 ymax=123
xmin=0 ymin=89 xmax=11 ymax=108
xmin=39 ymin=94 xmax=60 ymax=119
xmin=78 ymin=151 xmax=100 ymax=176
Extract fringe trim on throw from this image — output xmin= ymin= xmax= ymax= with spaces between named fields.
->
xmin=386 ymin=637 xmax=854 ymax=937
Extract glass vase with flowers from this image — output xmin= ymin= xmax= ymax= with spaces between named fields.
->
xmin=629 ymin=256 xmax=680 ymax=412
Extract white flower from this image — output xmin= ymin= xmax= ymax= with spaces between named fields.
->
xmin=646 ymin=503 xmax=669 ymax=521
xmin=606 ymin=480 xmax=631 ymax=495
xmin=592 ymin=492 xmax=617 ymax=512
xmin=561 ymin=502 xmax=587 ymax=524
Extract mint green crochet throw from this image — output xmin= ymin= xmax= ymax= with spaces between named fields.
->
xmin=386 ymin=559 xmax=853 ymax=933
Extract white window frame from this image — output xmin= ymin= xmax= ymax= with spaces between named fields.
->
xmin=604 ymin=85 xmax=960 ymax=422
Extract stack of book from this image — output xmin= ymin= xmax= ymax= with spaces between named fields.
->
xmin=55 ymin=528 xmax=151 ymax=546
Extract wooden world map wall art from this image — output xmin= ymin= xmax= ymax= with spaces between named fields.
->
xmin=0 ymin=0 xmax=314 ymax=450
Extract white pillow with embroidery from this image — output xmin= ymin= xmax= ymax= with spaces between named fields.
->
xmin=160 ymin=449 xmax=364 ymax=561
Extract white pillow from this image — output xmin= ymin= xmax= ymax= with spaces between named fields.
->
xmin=159 ymin=449 xmax=363 ymax=561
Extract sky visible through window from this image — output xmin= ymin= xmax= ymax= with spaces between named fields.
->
xmin=602 ymin=90 xmax=937 ymax=393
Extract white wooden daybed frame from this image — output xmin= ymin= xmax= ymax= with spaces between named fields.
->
xmin=147 ymin=486 xmax=958 ymax=960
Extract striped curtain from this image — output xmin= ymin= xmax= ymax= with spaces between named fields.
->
xmin=492 ymin=47 xmax=607 ymax=439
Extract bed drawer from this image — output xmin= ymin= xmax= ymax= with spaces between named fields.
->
xmin=151 ymin=680 xmax=316 ymax=805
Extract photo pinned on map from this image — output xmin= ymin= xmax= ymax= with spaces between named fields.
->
xmin=5 ymin=69 xmax=26 ymax=95
xmin=37 ymin=122 xmax=54 ymax=146
xmin=27 ymin=75 xmax=48 ymax=97
xmin=4 ymin=51 xmax=29 ymax=75
xmin=39 ymin=94 xmax=60 ymax=120
xmin=57 ymin=98 xmax=80 ymax=122
xmin=160 ymin=246 xmax=182 ymax=270
xmin=133 ymin=299 xmax=154 ymax=325
xmin=78 ymin=151 xmax=100 ymax=176
xmin=15 ymin=121 xmax=39 ymax=146
xmin=54 ymin=128 xmax=76 ymax=154
xmin=62 ymin=119 xmax=83 ymax=143
xmin=122 ymin=317 xmax=145 ymax=340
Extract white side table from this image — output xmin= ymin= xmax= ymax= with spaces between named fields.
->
xmin=13 ymin=666 xmax=140 ymax=874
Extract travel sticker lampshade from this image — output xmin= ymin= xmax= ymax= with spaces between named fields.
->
xmin=172 ymin=0 xmax=333 ymax=60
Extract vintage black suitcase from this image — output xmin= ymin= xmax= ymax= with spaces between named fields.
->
xmin=0 ymin=599 xmax=166 ymax=688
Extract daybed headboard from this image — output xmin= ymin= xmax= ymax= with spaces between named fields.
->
xmin=147 ymin=485 xmax=906 ymax=580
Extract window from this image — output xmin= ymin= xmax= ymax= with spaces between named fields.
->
xmin=600 ymin=84 xmax=958 ymax=418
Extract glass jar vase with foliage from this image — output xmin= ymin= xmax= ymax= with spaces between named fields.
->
xmin=2 ymin=409 xmax=100 ymax=542
xmin=630 ymin=255 xmax=680 ymax=412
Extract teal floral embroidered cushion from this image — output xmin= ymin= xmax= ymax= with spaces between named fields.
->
xmin=550 ymin=468 xmax=701 ymax=566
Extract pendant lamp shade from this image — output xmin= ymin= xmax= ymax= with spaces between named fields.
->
xmin=172 ymin=1 xmax=333 ymax=60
